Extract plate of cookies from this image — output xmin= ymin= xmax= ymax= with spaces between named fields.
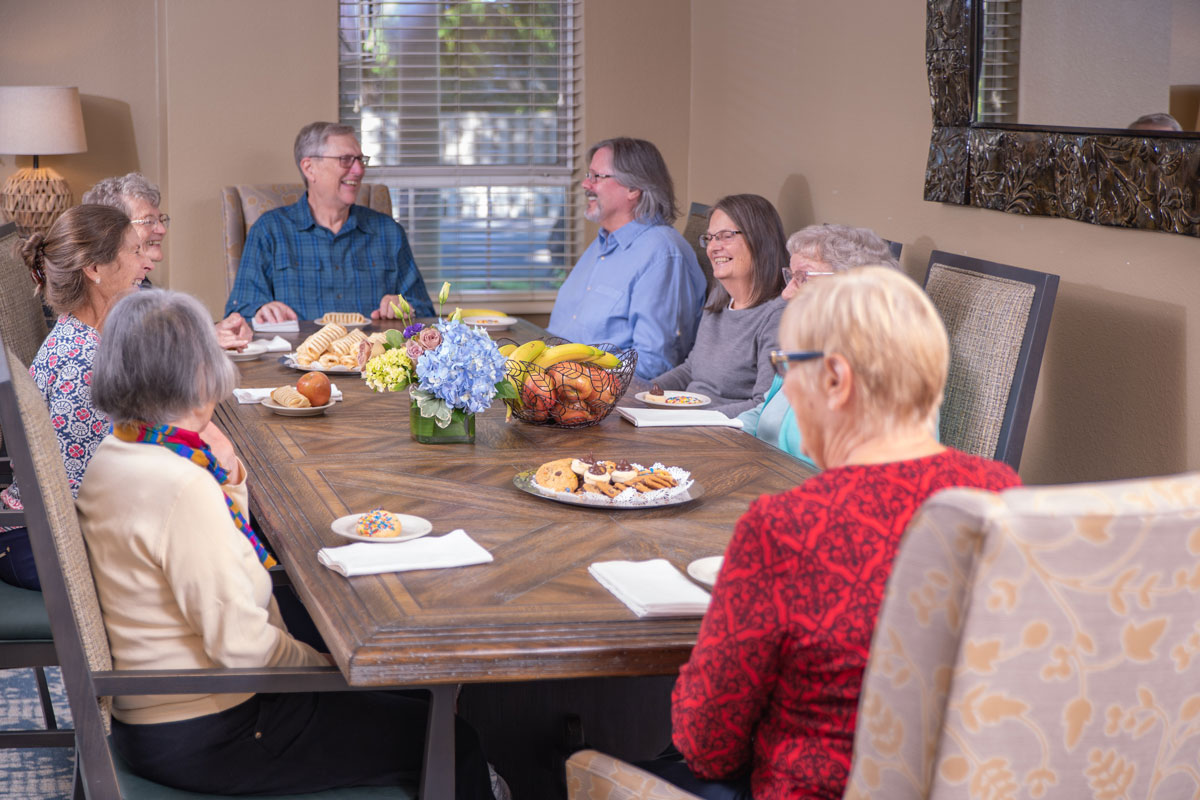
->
xmin=513 ymin=456 xmax=703 ymax=508
xmin=635 ymin=389 xmax=711 ymax=408
xmin=330 ymin=509 xmax=433 ymax=543
xmin=315 ymin=311 xmax=371 ymax=329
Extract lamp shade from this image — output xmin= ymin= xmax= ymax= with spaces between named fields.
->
xmin=0 ymin=86 xmax=87 ymax=155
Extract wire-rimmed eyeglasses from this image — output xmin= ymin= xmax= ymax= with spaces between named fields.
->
xmin=782 ymin=266 xmax=836 ymax=285
xmin=769 ymin=349 xmax=824 ymax=377
xmin=698 ymin=230 xmax=743 ymax=247
xmin=583 ymin=170 xmax=614 ymax=182
xmin=308 ymin=154 xmax=370 ymax=168
xmin=130 ymin=215 xmax=170 ymax=229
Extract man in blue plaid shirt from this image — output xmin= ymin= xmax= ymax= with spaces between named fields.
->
xmin=224 ymin=122 xmax=433 ymax=324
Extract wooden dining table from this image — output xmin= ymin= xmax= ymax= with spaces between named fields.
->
xmin=215 ymin=317 xmax=817 ymax=796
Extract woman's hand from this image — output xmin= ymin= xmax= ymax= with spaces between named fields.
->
xmin=215 ymin=313 xmax=253 ymax=351
xmin=200 ymin=421 xmax=242 ymax=482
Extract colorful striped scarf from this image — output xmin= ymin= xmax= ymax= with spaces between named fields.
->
xmin=113 ymin=422 xmax=277 ymax=569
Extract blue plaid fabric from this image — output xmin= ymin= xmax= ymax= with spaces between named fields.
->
xmin=224 ymin=193 xmax=434 ymax=320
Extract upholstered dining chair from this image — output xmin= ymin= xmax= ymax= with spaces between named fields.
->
xmin=0 ymin=336 xmax=447 ymax=799
xmin=844 ymin=474 xmax=1200 ymax=799
xmin=923 ymin=251 xmax=1058 ymax=471
xmin=679 ymin=202 xmax=714 ymax=293
xmin=220 ymin=183 xmax=393 ymax=294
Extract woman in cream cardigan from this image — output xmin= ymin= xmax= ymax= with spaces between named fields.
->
xmin=76 ymin=288 xmax=493 ymax=797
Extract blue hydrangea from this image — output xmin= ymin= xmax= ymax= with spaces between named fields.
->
xmin=415 ymin=319 xmax=506 ymax=414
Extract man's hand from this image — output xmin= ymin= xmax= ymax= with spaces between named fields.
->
xmin=254 ymin=301 xmax=298 ymax=324
xmin=371 ymin=295 xmax=402 ymax=320
xmin=215 ymin=312 xmax=253 ymax=351
xmin=200 ymin=421 xmax=242 ymax=483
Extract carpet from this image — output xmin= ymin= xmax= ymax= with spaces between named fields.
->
xmin=0 ymin=667 xmax=74 ymax=799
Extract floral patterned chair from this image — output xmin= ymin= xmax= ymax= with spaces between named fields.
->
xmin=220 ymin=183 xmax=393 ymax=294
xmin=846 ymin=474 xmax=1200 ymax=800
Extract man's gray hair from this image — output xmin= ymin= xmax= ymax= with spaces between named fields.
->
xmin=1129 ymin=112 xmax=1183 ymax=132
xmin=787 ymin=224 xmax=900 ymax=273
xmin=81 ymin=173 xmax=161 ymax=216
xmin=589 ymin=137 xmax=679 ymax=225
xmin=92 ymin=289 xmax=236 ymax=426
xmin=294 ymin=121 xmax=359 ymax=186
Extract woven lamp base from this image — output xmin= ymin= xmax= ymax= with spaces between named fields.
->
xmin=1 ymin=167 xmax=74 ymax=236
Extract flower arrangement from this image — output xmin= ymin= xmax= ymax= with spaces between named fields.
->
xmin=361 ymin=283 xmax=516 ymax=437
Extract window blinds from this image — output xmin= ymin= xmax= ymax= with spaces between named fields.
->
xmin=338 ymin=0 xmax=582 ymax=302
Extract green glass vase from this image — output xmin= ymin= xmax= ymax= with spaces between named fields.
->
xmin=409 ymin=398 xmax=475 ymax=444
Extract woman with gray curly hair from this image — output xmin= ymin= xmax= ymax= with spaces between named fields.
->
xmin=83 ymin=172 xmax=253 ymax=350
xmin=738 ymin=224 xmax=901 ymax=463
xmin=75 ymin=289 xmax=495 ymax=798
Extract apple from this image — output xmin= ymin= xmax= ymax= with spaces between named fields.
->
xmin=296 ymin=371 xmax=332 ymax=406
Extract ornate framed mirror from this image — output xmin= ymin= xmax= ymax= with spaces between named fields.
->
xmin=925 ymin=0 xmax=1200 ymax=236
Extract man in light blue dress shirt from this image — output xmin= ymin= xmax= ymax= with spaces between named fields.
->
xmin=548 ymin=138 xmax=706 ymax=379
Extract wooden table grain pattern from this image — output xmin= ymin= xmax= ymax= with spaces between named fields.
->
xmin=215 ymin=319 xmax=817 ymax=688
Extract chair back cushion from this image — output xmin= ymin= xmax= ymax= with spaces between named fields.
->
xmin=679 ymin=203 xmax=714 ymax=292
xmin=0 ymin=224 xmax=49 ymax=368
xmin=925 ymin=263 xmax=1034 ymax=460
xmin=847 ymin=474 xmax=1200 ymax=799
xmin=6 ymin=346 xmax=114 ymax=720
xmin=221 ymin=183 xmax=394 ymax=293
xmin=566 ymin=750 xmax=702 ymax=800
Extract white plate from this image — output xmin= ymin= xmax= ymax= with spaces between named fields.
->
xmin=282 ymin=353 xmax=360 ymax=374
xmin=261 ymin=397 xmax=335 ymax=417
xmin=687 ymin=556 xmax=723 ymax=587
xmin=227 ymin=340 xmax=270 ymax=361
xmin=330 ymin=512 xmax=434 ymax=543
xmin=315 ymin=315 xmax=370 ymax=329
xmin=635 ymin=391 xmax=711 ymax=408
xmin=463 ymin=315 xmax=517 ymax=331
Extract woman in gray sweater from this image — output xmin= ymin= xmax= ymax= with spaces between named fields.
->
xmin=652 ymin=194 xmax=787 ymax=416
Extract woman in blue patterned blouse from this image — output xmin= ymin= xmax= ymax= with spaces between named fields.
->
xmin=0 ymin=204 xmax=156 ymax=589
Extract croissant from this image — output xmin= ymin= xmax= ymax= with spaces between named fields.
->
xmin=298 ymin=323 xmax=348 ymax=362
xmin=270 ymin=385 xmax=311 ymax=408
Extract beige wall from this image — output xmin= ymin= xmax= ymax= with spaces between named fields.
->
xmin=687 ymin=0 xmax=1200 ymax=485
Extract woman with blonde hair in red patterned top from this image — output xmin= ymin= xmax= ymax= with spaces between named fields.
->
xmin=645 ymin=266 xmax=1021 ymax=799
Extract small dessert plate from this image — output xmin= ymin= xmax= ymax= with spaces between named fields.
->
xmin=227 ymin=340 xmax=270 ymax=361
xmin=261 ymin=398 xmax=335 ymax=417
xmin=463 ymin=315 xmax=517 ymax=331
xmin=330 ymin=512 xmax=433 ymax=543
xmin=687 ymin=556 xmax=723 ymax=587
xmin=635 ymin=390 xmax=711 ymax=408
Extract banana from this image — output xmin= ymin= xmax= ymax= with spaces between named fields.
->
xmin=508 ymin=340 xmax=546 ymax=364
xmin=582 ymin=346 xmax=621 ymax=369
xmin=498 ymin=343 xmax=517 ymax=357
xmin=456 ymin=307 xmax=508 ymax=318
xmin=532 ymin=342 xmax=595 ymax=369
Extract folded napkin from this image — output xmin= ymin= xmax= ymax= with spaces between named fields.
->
xmin=318 ymin=529 xmax=493 ymax=577
xmin=233 ymin=384 xmax=344 ymax=404
xmin=259 ymin=335 xmax=292 ymax=352
xmin=616 ymin=407 xmax=743 ymax=428
xmin=589 ymin=559 xmax=711 ymax=618
xmin=252 ymin=319 xmax=300 ymax=333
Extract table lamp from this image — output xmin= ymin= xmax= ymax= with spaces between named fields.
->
xmin=0 ymin=86 xmax=88 ymax=236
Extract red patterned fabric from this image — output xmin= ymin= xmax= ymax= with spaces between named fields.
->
xmin=672 ymin=449 xmax=1020 ymax=800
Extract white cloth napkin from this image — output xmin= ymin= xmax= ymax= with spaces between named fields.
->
xmin=259 ymin=335 xmax=292 ymax=352
xmin=252 ymin=319 xmax=300 ymax=333
xmin=616 ymin=407 xmax=743 ymax=428
xmin=589 ymin=559 xmax=711 ymax=617
xmin=318 ymin=529 xmax=493 ymax=577
xmin=232 ymin=384 xmax=344 ymax=404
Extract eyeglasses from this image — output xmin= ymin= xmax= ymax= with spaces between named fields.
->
xmin=769 ymin=349 xmax=824 ymax=376
xmin=782 ymin=267 xmax=836 ymax=285
xmin=583 ymin=170 xmax=614 ymax=182
xmin=698 ymin=230 xmax=743 ymax=247
xmin=130 ymin=215 xmax=170 ymax=229
xmin=308 ymin=154 xmax=370 ymax=168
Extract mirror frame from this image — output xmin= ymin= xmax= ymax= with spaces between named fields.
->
xmin=925 ymin=0 xmax=1200 ymax=237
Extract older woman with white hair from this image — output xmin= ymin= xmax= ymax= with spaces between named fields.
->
xmin=75 ymin=289 xmax=494 ymax=797
xmin=738 ymin=224 xmax=901 ymax=463
xmin=83 ymin=172 xmax=253 ymax=350
xmin=646 ymin=267 xmax=1021 ymax=799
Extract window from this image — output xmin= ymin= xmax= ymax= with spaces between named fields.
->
xmin=339 ymin=0 xmax=582 ymax=307
xmin=976 ymin=0 xmax=1021 ymax=124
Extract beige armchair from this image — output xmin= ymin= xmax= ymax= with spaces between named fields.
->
xmin=220 ymin=183 xmax=393 ymax=294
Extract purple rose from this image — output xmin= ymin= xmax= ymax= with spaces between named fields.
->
xmin=405 ymin=340 xmax=426 ymax=360
xmin=402 ymin=323 xmax=425 ymax=339
xmin=417 ymin=327 xmax=443 ymax=350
